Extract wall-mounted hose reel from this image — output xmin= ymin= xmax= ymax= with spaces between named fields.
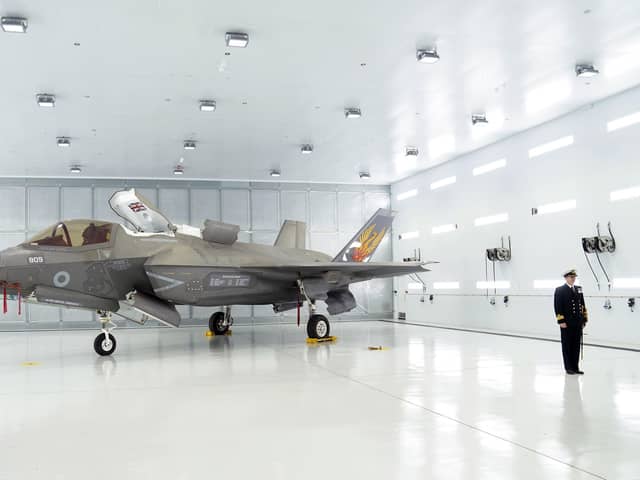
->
xmin=485 ymin=235 xmax=512 ymax=305
xmin=486 ymin=236 xmax=512 ymax=262
xmin=581 ymin=222 xmax=615 ymax=295
xmin=403 ymin=248 xmax=422 ymax=262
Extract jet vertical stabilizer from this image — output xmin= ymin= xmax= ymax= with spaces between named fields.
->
xmin=332 ymin=208 xmax=396 ymax=263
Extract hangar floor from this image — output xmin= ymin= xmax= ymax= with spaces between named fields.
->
xmin=0 ymin=321 xmax=637 ymax=480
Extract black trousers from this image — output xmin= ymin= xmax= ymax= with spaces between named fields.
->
xmin=560 ymin=324 xmax=583 ymax=372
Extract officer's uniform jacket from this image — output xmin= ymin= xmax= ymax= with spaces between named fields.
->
xmin=554 ymin=284 xmax=588 ymax=326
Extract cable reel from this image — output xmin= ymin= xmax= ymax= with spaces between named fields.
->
xmin=484 ymin=235 xmax=512 ymax=305
xmin=581 ymin=222 xmax=616 ymax=294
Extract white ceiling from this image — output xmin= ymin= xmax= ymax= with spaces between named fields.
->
xmin=1 ymin=0 xmax=640 ymax=184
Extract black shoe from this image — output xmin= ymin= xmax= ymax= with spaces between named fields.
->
xmin=576 ymin=370 xmax=584 ymax=374
xmin=566 ymin=370 xmax=577 ymax=375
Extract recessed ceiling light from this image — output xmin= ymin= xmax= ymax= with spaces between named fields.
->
xmin=405 ymin=146 xmax=419 ymax=157
xmin=416 ymin=48 xmax=440 ymax=64
xmin=57 ymin=137 xmax=71 ymax=147
xmin=199 ymin=100 xmax=216 ymax=112
xmin=359 ymin=171 xmax=371 ymax=179
xmin=225 ymin=32 xmax=249 ymax=48
xmin=173 ymin=165 xmax=184 ymax=175
xmin=183 ymin=140 xmax=196 ymax=150
xmin=269 ymin=169 xmax=281 ymax=177
xmin=344 ymin=108 xmax=362 ymax=119
xmin=69 ymin=165 xmax=81 ymax=174
xmin=471 ymin=113 xmax=489 ymax=126
xmin=36 ymin=93 xmax=55 ymax=107
xmin=1 ymin=17 xmax=27 ymax=33
xmin=575 ymin=64 xmax=599 ymax=78
xmin=300 ymin=144 xmax=313 ymax=154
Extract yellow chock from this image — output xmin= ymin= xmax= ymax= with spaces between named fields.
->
xmin=21 ymin=361 xmax=40 ymax=367
xmin=306 ymin=336 xmax=337 ymax=344
xmin=367 ymin=345 xmax=386 ymax=351
xmin=224 ymin=330 xmax=233 ymax=336
xmin=205 ymin=330 xmax=215 ymax=337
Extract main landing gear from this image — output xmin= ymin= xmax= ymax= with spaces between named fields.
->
xmin=94 ymin=310 xmax=117 ymax=356
xmin=297 ymin=279 xmax=331 ymax=339
xmin=209 ymin=306 xmax=233 ymax=335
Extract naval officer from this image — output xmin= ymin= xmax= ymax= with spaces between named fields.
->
xmin=554 ymin=269 xmax=588 ymax=374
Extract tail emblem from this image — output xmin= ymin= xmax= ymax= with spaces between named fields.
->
xmin=348 ymin=224 xmax=387 ymax=262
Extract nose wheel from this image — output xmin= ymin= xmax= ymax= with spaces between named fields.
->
xmin=94 ymin=332 xmax=117 ymax=356
xmin=94 ymin=310 xmax=117 ymax=356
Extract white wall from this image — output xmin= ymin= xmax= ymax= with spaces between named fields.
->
xmin=391 ymin=85 xmax=640 ymax=349
xmin=0 ymin=179 xmax=392 ymax=330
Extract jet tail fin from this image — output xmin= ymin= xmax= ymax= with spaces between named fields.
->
xmin=332 ymin=208 xmax=396 ymax=263
xmin=274 ymin=220 xmax=307 ymax=249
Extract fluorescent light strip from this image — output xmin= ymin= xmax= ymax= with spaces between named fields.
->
xmin=407 ymin=282 xmax=424 ymax=290
xmin=399 ymin=231 xmax=419 ymax=240
xmin=476 ymin=281 xmax=510 ymax=289
xmin=610 ymin=186 xmax=640 ymax=202
xmin=612 ymin=278 xmax=640 ymax=289
xmin=474 ymin=213 xmax=508 ymax=227
xmin=534 ymin=199 xmax=577 ymax=215
xmin=473 ymin=158 xmax=507 ymax=176
xmin=528 ymin=135 xmax=574 ymax=159
xmin=430 ymin=176 xmax=456 ymax=190
xmin=396 ymin=189 xmax=418 ymax=201
xmin=433 ymin=282 xmax=460 ymax=290
xmin=431 ymin=224 xmax=457 ymax=235
xmin=607 ymin=111 xmax=640 ymax=132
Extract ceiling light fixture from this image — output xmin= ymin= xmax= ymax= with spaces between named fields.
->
xmin=575 ymin=63 xmax=599 ymax=78
xmin=173 ymin=165 xmax=184 ymax=175
xmin=269 ymin=169 xmax=281 ymax=177
xmin=344 ymin=108 xmax=362 ymax=119
xmin=199 ymin=100 xmax=216 ymax=112
xmin=471 ymin=113 xmax=489 ymax=126
xmin=183 ymin=140 xmax=196 ymax=150
xmin=36 ymin=93 xmax=55 ymax=107
xmin=301 ymin=144 xmax=313 ymax=154
xmin=1 ymin=16 xmax=27 ymax=33
xmin=416 ymin=48 xmax=440 ymax=64
xmin=225 ymin=32 xmax=249 ymax=48
xmin=56 ymin=137 xmax=71 ymax=147
xmin=405 ymin=146 xmax=419 ymax=157
xmin=359 ymin=171 xmax=371 ymax=179
xmin=69 ymin=165 xmax=81 ymax=174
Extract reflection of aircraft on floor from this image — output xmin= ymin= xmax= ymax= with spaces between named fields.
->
xmin=0 ymin=189 xmax=430 ymax=355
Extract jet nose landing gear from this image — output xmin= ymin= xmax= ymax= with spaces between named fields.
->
xmin=94 ymin=310 xmax=117 ymax=356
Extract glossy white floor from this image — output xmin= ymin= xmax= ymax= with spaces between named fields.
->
xmin=0 ymin=321 xmax=638 ymax=480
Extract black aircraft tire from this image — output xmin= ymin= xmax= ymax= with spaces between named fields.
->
xmin=307 ymin=314 xmax=330 ymax=339
xmin=94 ymin=333 xmax=117 ymax=356
xmin=209 ymin=312 xmax=229 ymax=335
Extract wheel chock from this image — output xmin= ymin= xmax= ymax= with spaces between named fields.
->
xmin=306 ymin=336 xmax=337 ymax=344
xmin=205 ymin=330 xmax=232 ymax=338
xmin=367 ymin=345 xmax=386 ymax=351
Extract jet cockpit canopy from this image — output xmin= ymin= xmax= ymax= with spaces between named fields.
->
xmin=25 ymin=220 xmax=114 ymax=247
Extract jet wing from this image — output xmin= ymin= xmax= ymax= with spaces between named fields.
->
xmin=221 ymin=261 xmax=433 ymax=281
xmin=109 ymin=188 xmax=175 ymax=233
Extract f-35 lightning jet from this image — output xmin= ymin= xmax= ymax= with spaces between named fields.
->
xmin=0 ymin=189 xmax=429 ymax=355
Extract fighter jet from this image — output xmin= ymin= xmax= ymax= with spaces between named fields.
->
xmin=0 ymin=189 xmax=429 ymax=355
